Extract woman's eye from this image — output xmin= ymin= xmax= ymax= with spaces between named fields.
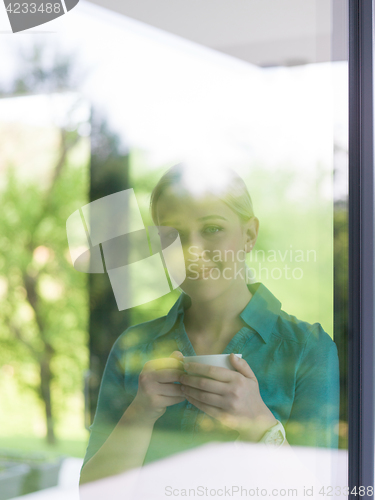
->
xmin=203 ymin=226 xmax=223 ymax=234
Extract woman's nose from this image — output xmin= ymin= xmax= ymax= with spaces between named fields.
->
xmin=184 ymin=233 xmax=207 ymax=262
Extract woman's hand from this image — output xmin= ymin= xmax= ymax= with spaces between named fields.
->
xmin=129 ymin=351 xmax=186 ymax=425
xmin=179 ymin=353 xmax=277 ymax=442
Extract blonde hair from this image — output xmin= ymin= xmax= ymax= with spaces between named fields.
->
xmin=150 ymin=163 xmax=255 ymax=225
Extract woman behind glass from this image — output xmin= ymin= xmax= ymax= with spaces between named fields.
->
xmin=79 ymin=163 xmax=339 ymax=485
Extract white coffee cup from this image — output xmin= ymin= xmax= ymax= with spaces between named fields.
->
xmin=183 ymin=353 xmax=242 ymax=372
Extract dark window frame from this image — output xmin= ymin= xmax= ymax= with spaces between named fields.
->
xmin=348 ymin=0 xmax=375 ymax=495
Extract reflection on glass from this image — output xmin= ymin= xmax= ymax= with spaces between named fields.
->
xmin=79 ymin=163 xmax=341 ymax=499
xmin=0 ymin=0 xmax=348 ymax=498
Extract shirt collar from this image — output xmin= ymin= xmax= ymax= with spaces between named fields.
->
xmin=155 ymin=282 xmax=281 ymax=343
xmin=240 ymin=282 xmax=281 ymax=343
xmin=156 ymin=292 xmax=191 ymax=338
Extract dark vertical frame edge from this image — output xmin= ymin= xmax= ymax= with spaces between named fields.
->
xmin=348 ymin=0 xmax=375 ymax=496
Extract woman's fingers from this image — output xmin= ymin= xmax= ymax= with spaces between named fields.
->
xmin=229 ymin=354 xmax=257 ymax=381
xmin=155 ymin=369 xmax=184 ymax=383
xmin=184 ymin=394 xmax=222 ymax=419
xmin=143 ymin=357 xmax=184 ymax=372
xmin=180 ymin=374 xmax=225 ymax=395
xmin=181 ymin=385 xmax=223 ymax=408
xmin=158 ymin=395 xmax=186 ymax=407
xmin=183 ymin=362 xmax=233 ymax=382
xmin=169 ymin=350 xmax=184 ymax=361
xmin=156 ymin=382 xmax=185 ymax=397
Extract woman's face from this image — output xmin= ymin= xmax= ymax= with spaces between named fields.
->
xmin=156 ymin=188 xmax=258 ymax=301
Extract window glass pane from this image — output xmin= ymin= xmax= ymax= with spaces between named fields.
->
xmin=0 ymin=0 xmax=349 ymax=498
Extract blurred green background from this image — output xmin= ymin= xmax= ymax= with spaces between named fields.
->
xmin=0 ymin=43 xmax=348 ymax=464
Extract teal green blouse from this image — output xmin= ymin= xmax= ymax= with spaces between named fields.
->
xmin=83 ymin=283 xmax=339 ymax=467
